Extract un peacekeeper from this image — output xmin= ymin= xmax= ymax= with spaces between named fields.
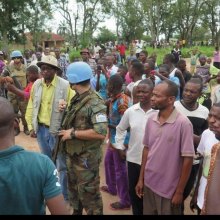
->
xmin=58 ymin=62 xmax=108 ymax=215
xmin=2 ymin=50 xmax=29 ymax=135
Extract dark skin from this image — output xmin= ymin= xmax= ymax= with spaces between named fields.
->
xmin=30 ymin=64 xmax=57 ymax=137
xmin=5 ymin=71 xmax=39 ymax=99
xmin=181 ymin=82 xmax=203 ymax=146
xmin=136 ymin=83 xmax=193 ymax=207
xmin=0 ymin=97 xmax=69 ymax=214
xmin=190 ymin=105 xmax=220 ymax=212
xmin=118 ymin=83 xmax=153 ymax=160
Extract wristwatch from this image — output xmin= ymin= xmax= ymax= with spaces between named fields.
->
xmin=70 ymin=128 xmax=76 ymax=139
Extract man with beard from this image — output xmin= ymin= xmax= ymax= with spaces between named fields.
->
xmin=135 ymin=80 xmax=194 ymax=215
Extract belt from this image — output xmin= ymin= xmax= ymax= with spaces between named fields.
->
xmin=38 ymin=122 xmax=50 ymax=128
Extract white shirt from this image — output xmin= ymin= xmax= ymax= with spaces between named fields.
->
xmin=197 ymin=129 xmax=219 ymax=209
xmin=126 ymin=80 xmax=141 ymax=103
xmin=107 ymin=65 xmax=118 ymax=77
xmin=136 ymin=42 xmax=143 ymax=53
xmin=115 ymin=103 xmax=157 ymax=165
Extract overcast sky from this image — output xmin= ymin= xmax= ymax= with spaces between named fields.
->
xmin=49 ymin=7 xmax=117 ymax=36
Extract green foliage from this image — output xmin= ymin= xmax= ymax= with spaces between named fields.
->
xmin=69 ymin=50 xmax=80 ymax=63
xmin=95 ymin=27 xmax=117 ymax=44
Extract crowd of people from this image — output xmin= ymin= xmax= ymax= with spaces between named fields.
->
xmin=0 ymin=42 xmax=220 ymax=215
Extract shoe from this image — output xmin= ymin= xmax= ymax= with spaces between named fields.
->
xmin=100 ymin=186 xmax=117 ymax=196
xmin=24 ymin=127 xmax=30 ymax=135
xmin=110 ymin=202 xmax=131 ymax=210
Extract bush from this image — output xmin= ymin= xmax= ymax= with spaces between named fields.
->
xmin=69 ymin=50 xmax=80 ymax=63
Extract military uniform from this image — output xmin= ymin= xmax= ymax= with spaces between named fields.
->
xmin=3 ymin=63 xmax=28 ymax=130
xmin=62 ymin=89 xmax=108 ymax=215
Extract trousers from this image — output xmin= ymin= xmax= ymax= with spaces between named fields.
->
xmin=104 ymin=143 xmax=130 ymax=206
xmin=37 ymin=125 xmax=68 ymax=200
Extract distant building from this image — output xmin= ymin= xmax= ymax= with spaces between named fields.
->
xmin=25 ymin=32 xmax=65 ymax=50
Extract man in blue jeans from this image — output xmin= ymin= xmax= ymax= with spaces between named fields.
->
xmin=25 ymin=55 xmax=75 ymax=201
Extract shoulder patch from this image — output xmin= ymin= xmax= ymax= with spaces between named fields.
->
xmin=96 ymin=113 xmax=108 ymax=123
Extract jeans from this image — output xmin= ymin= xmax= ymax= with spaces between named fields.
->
xmin=37 ymin=125 xmax=68 ymax=200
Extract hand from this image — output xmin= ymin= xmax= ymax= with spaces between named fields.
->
xmin=135 ymin=179 xmax=144 ymax=198
xmin=58 ymin=128 xmax=72 ymax=141
xmin=5 ymin=82 xmax=16 ymax=92
xmin=190 ymin=190 xmax=198 ymax=213
xmin=4 ymin=76 xmax=14 ymax=84
xmin=117 ymin=149 xmax=126 ymax=160
xmin=30 ymin=130 xmax=37 ymax=138
xmin=58 ymin=99 xmax=67 ymax=112
xmin=171 ymin=191 xmax=183 ymax=207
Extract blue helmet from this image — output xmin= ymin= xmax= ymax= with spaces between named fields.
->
xmin=66 ymin=62 xmax=92 ymax=84
xmin=10 ymin=50 xmax=23 ymax=59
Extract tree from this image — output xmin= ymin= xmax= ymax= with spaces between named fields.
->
xmin=0 ymin=0 xmax=53 ymax=52
xmin=53 ymin=0 xmax=78 ymax=48
xmin=95 ymin=27 xmax=117 ymax=43
xmin=111 ymin=0 xmax=145 ymax=42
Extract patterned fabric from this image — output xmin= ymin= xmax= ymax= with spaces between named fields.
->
xmin=61 ymin=89 xmax=107 ymax=214
xmin=57 ymin=56 xmax=69 ymax=79
xmin=201 ymin=142 xmax=220 ymax=215
xmin=109 ymin=93 xmax=131 ymax=144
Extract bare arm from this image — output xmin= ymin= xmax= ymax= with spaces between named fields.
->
xmin=6 ymin=83 xmax=26 ymax=98
xmin=190 ymin=157 xmax=203 ymax=212
xmin=46 ymin=194 xmax=69 ymax=215
xmin=96 ymin=71 xmax=101 ymax=92
xmin=135 ymin=146 xmax=149 ymax=198
xmin=193 ymin=134 xmax=201 ymax=148
xmin=175 ymin=69 xmax=185 ymax=90
xmin=172 ymin=157 xmax=193 ymax=206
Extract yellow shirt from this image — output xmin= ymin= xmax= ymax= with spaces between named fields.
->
xmin=26 ymin=75 xmax=75 ymax=131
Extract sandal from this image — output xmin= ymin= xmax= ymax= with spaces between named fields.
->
xmin=110 ymin=202 xmax=130 ymax=210
xmin=100 ymin=186 xmax=117 ymax=196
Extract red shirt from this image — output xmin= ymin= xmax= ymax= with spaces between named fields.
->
xmin=24 ymin=82 xmax=33 ymax=99
xmin=117 ymin=44 xmax=126 ymax=56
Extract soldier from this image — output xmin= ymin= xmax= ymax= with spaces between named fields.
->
xmin=2 ymin=50 xmax=29 ymax=135
xmin=58 ymin=62 xmax=108 ymax=215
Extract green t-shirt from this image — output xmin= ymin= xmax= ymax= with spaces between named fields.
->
xmin=0 ymin=146 xmax=61 ymax=215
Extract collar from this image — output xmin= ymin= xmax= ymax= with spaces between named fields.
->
xmin=0 ymin=145 xmax=24 ymax=158
xmin=133 ymin=103 xmax=156 ymax=113
xmin=153 ymin=107 xmax=178 ymax=124
xmin=42 ymin=74 xmax=57 ymax=87
xmin=78 ymin=88 xmax=92 ymax=100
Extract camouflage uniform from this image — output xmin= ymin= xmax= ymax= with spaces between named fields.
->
xmin=3 ymin=64 xmax=28 ymax=129
xmin=61 ymin=89 xmax=107 ymax=215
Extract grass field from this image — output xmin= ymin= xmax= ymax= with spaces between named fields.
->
xmin=69 ymin=46 xmax=215 ymax=65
